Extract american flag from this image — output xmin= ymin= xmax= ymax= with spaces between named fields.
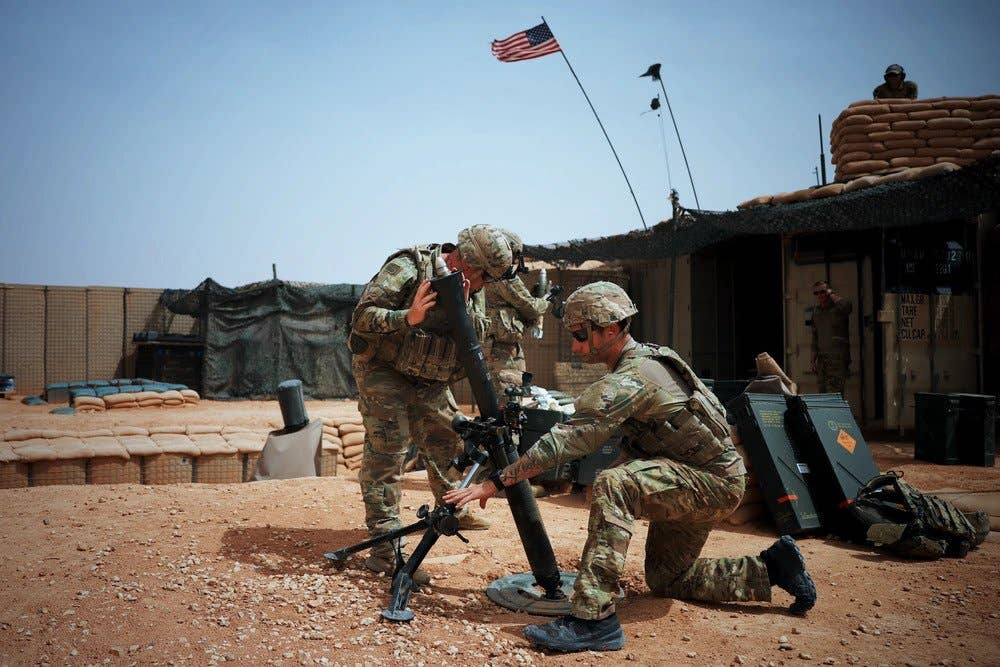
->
xmin=491 ymin=22 xmax=561 ymax=63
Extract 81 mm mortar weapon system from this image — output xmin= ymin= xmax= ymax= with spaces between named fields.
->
xmin=326 ymin=259 xmax=574 ymax=621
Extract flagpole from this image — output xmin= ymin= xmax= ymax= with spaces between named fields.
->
xmin=542 ymin=16 xmax=647 ymax=231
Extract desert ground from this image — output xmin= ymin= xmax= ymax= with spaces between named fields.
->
xmin=0 ymin=398 xmax=997 ymax=667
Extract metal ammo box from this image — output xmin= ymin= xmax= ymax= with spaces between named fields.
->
xmin=518 ymin=408 xmax=575 ymax=482
xmin=732 ymin=393 xmax=822 ymax=535
xmin=576 ymin=435 xmax=622 ymax=486
xmin=953 ymin=393 xmax=997 ymax=467
xmin=784 ymin=393 xmax=879 ymax=528
xmin=914 ymin=393 xmax=962 ymax=465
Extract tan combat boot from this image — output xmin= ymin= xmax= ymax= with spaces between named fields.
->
xmin=364 ymin=546 xmax=431 ymax=586
xmin=456 ymin=510 xmax=492 ymax=531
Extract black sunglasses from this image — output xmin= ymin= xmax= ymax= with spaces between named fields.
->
xmin=570 ymin=328 xmax=589 ymax=342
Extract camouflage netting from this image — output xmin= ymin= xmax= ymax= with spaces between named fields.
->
xmin=162 ymin=278 xmax=364 ymax=400
xmin=525 ymin=156 xmax=1000 ymax=263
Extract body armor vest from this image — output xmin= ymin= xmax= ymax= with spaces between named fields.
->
xmin=619 ymin=345 xmax=744 ymax=476
xmin=847 ymin=472 xmax=988 ymax=559
xmin=350 ymin=245 xmax=466 ymax=383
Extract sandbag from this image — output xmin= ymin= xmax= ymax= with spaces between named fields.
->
xmin=916 ymin=147 xmax=960 ymax=157
xmin=872 ymin=148 xmax=916 ymax=159
xmin=970 ymin=99 xmax=1000 ymax=111
xmin=927 ymin=137 xmax=975 ymax=148
xmin=891 ymin=120 xmax=926 ymax=131
xmin=151 ymin=433 xmax=201 ymax=456
xmin=343 ymin=443 xmax=364 ymax=459
xmin=888 ymin=102 xmax=933 ymax=112
xmin=871 ymin=112 xmax=908 ymax=123
xmin=113 ymin=426 xmax=149 ymax=436
xmin=843 ymin=175 xmax=882 ymax=192
xmin=2 ymin=430 xmax=45 ymax=442
xmin=808 ymin=183 xmax=845 ymax=199
xmin=837 ymin=150 xmax=871 ymax=163
xmin=912 ymin=162 xmax=961 ymax=179
xmin=878 ymin=168 xmax=920 ymax=183
xmin=841 ymin=114 xmax=874 ymax=125
xmin=908 ymin=109 xmax=950 ymax=120
xmin=737 ymin=195 xmax=772 ymax=209
xmin=973 ymin=137 xmax=1000 ymax=149
xmin=930 ymin=99 xmax=971 ymax=110
xmin=342 ymin=431 xmax=366 ymax=448
xmin=839 ymin=159 xmax=890 ymax=175
xmin=868 ymin=130 xmax=915 ymax=142
xmin=889 ymin=157 xmax=935 ymax=168
xmin=926 ymin=117 xmax=973 ymax=130
xmin=884 ymin=138 xmax=925 ymax=149
xmin=338 ymin=423 xmax=365 ymax=435
xmin=836 ymin=141 xmax=885 ymax=154
xmin=104 ymin=393 xmax=137 ymax=407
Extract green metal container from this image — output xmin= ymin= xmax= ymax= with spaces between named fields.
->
xmin=914 ymin=393 xmax=961 ymax=465
xmin=784 ymin=393 xmax=879 ymax=530
xmin=732 ymin=393 xmax=822 ymax=535
xmin=953 ymin=393 xmax=997 ymax=467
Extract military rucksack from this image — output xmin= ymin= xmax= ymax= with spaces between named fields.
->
xmin=846 ymin=472 xmax=989 ymax=559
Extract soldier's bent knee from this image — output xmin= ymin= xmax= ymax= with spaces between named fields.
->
xmin=592 ymin=467 xmax=632 ymax=500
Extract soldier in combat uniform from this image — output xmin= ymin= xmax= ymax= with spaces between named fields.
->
xmin=811 ymin=281 xmax=853 ymax=397
xmin=873 ymin=63 xmax=918 ymax=100
xmin=349 ymin=225 xmax=514 ymax=585
xmin=446 ymin=282 xmax=816 ymax=652
xmin=483 ymin=230 xmax=550 ymax=395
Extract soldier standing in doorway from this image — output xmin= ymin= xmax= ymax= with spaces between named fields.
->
xmin=811 ymin=281 xmax=853 ymax=397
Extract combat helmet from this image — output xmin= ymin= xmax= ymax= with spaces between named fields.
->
xmin=499 ymin=229 xmax=524 ymax=256
xmin=562 ymin=281 xmax=638 ymax=329
xmin=884 ymin=64 xmax=905 ymax=78
xmin=456 ymin=225 xmax=514 ymax=280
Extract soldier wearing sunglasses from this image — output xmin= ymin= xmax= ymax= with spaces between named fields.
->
xmin=445 ymin=281 xmax=816 ymax=653
xmin=810 ymin=281 xmax=853 ymax=396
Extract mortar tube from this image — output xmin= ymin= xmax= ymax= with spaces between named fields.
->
xmin=430 ymin=270 xmax=563 ymax=597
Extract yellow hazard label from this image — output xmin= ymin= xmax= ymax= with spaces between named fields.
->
xmin=837 ymin=429 xmax=857 ymax=454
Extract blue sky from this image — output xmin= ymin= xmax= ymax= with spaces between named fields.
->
xmin=2 ymin=1 xmax=998 ymax=288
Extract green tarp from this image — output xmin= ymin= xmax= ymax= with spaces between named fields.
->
xmin=162 ymin=278 xmax=363 ymax=400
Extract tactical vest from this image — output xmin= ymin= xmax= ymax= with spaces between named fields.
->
xmin=847 ymin=472 xmax=988 ymax=559
xmin=349 ymin=246 xmax=466 ymax=383
xmin=619 ymin=345 xmax=745 ymax=477
xmin=486 ymin=302 xmax=526 ymax=344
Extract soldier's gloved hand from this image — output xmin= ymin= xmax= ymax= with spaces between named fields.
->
xmin=406 ymin=280 xmax=437 ymax=326
xmin=444 ymin=481 xmax=497 ymax=510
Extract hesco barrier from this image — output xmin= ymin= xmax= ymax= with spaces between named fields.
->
xmin=0 ymin=283 xmax=200 ymax=395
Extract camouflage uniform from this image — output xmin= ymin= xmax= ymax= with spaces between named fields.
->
xmin=811 ymin=299 xmax=852 ymax=395
xmin=523 ymin=282 xmax=767 ymax=620
xmin=484 ymin=276 xmax=549 ymax=394
xmin=873 ymin=80 xmax=917 ymax=99
xmin=349 ymin=227 xmax=512 ymax=552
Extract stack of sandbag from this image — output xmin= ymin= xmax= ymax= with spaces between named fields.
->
xmin=105 ymin=392 xmax=139 ymax=410
xmin=830 ymin=95 xmax=1000 ymax=181
xmin=318 ymin=420 xmax=344 ymax=477
xmin=727 ymin=441 xmax=768 ymax=526
xmin=73 ymin=395 xmax=106 ymax=413
xmin=323 ymin=417 xmax=365 ymax=473
xmin=220 ymin=426 xmax=269 ymax=482
xmin=161 ymin=390 xmax=185 ymax=407
xmin=69 ymin=386 xmax=201 ymax=411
